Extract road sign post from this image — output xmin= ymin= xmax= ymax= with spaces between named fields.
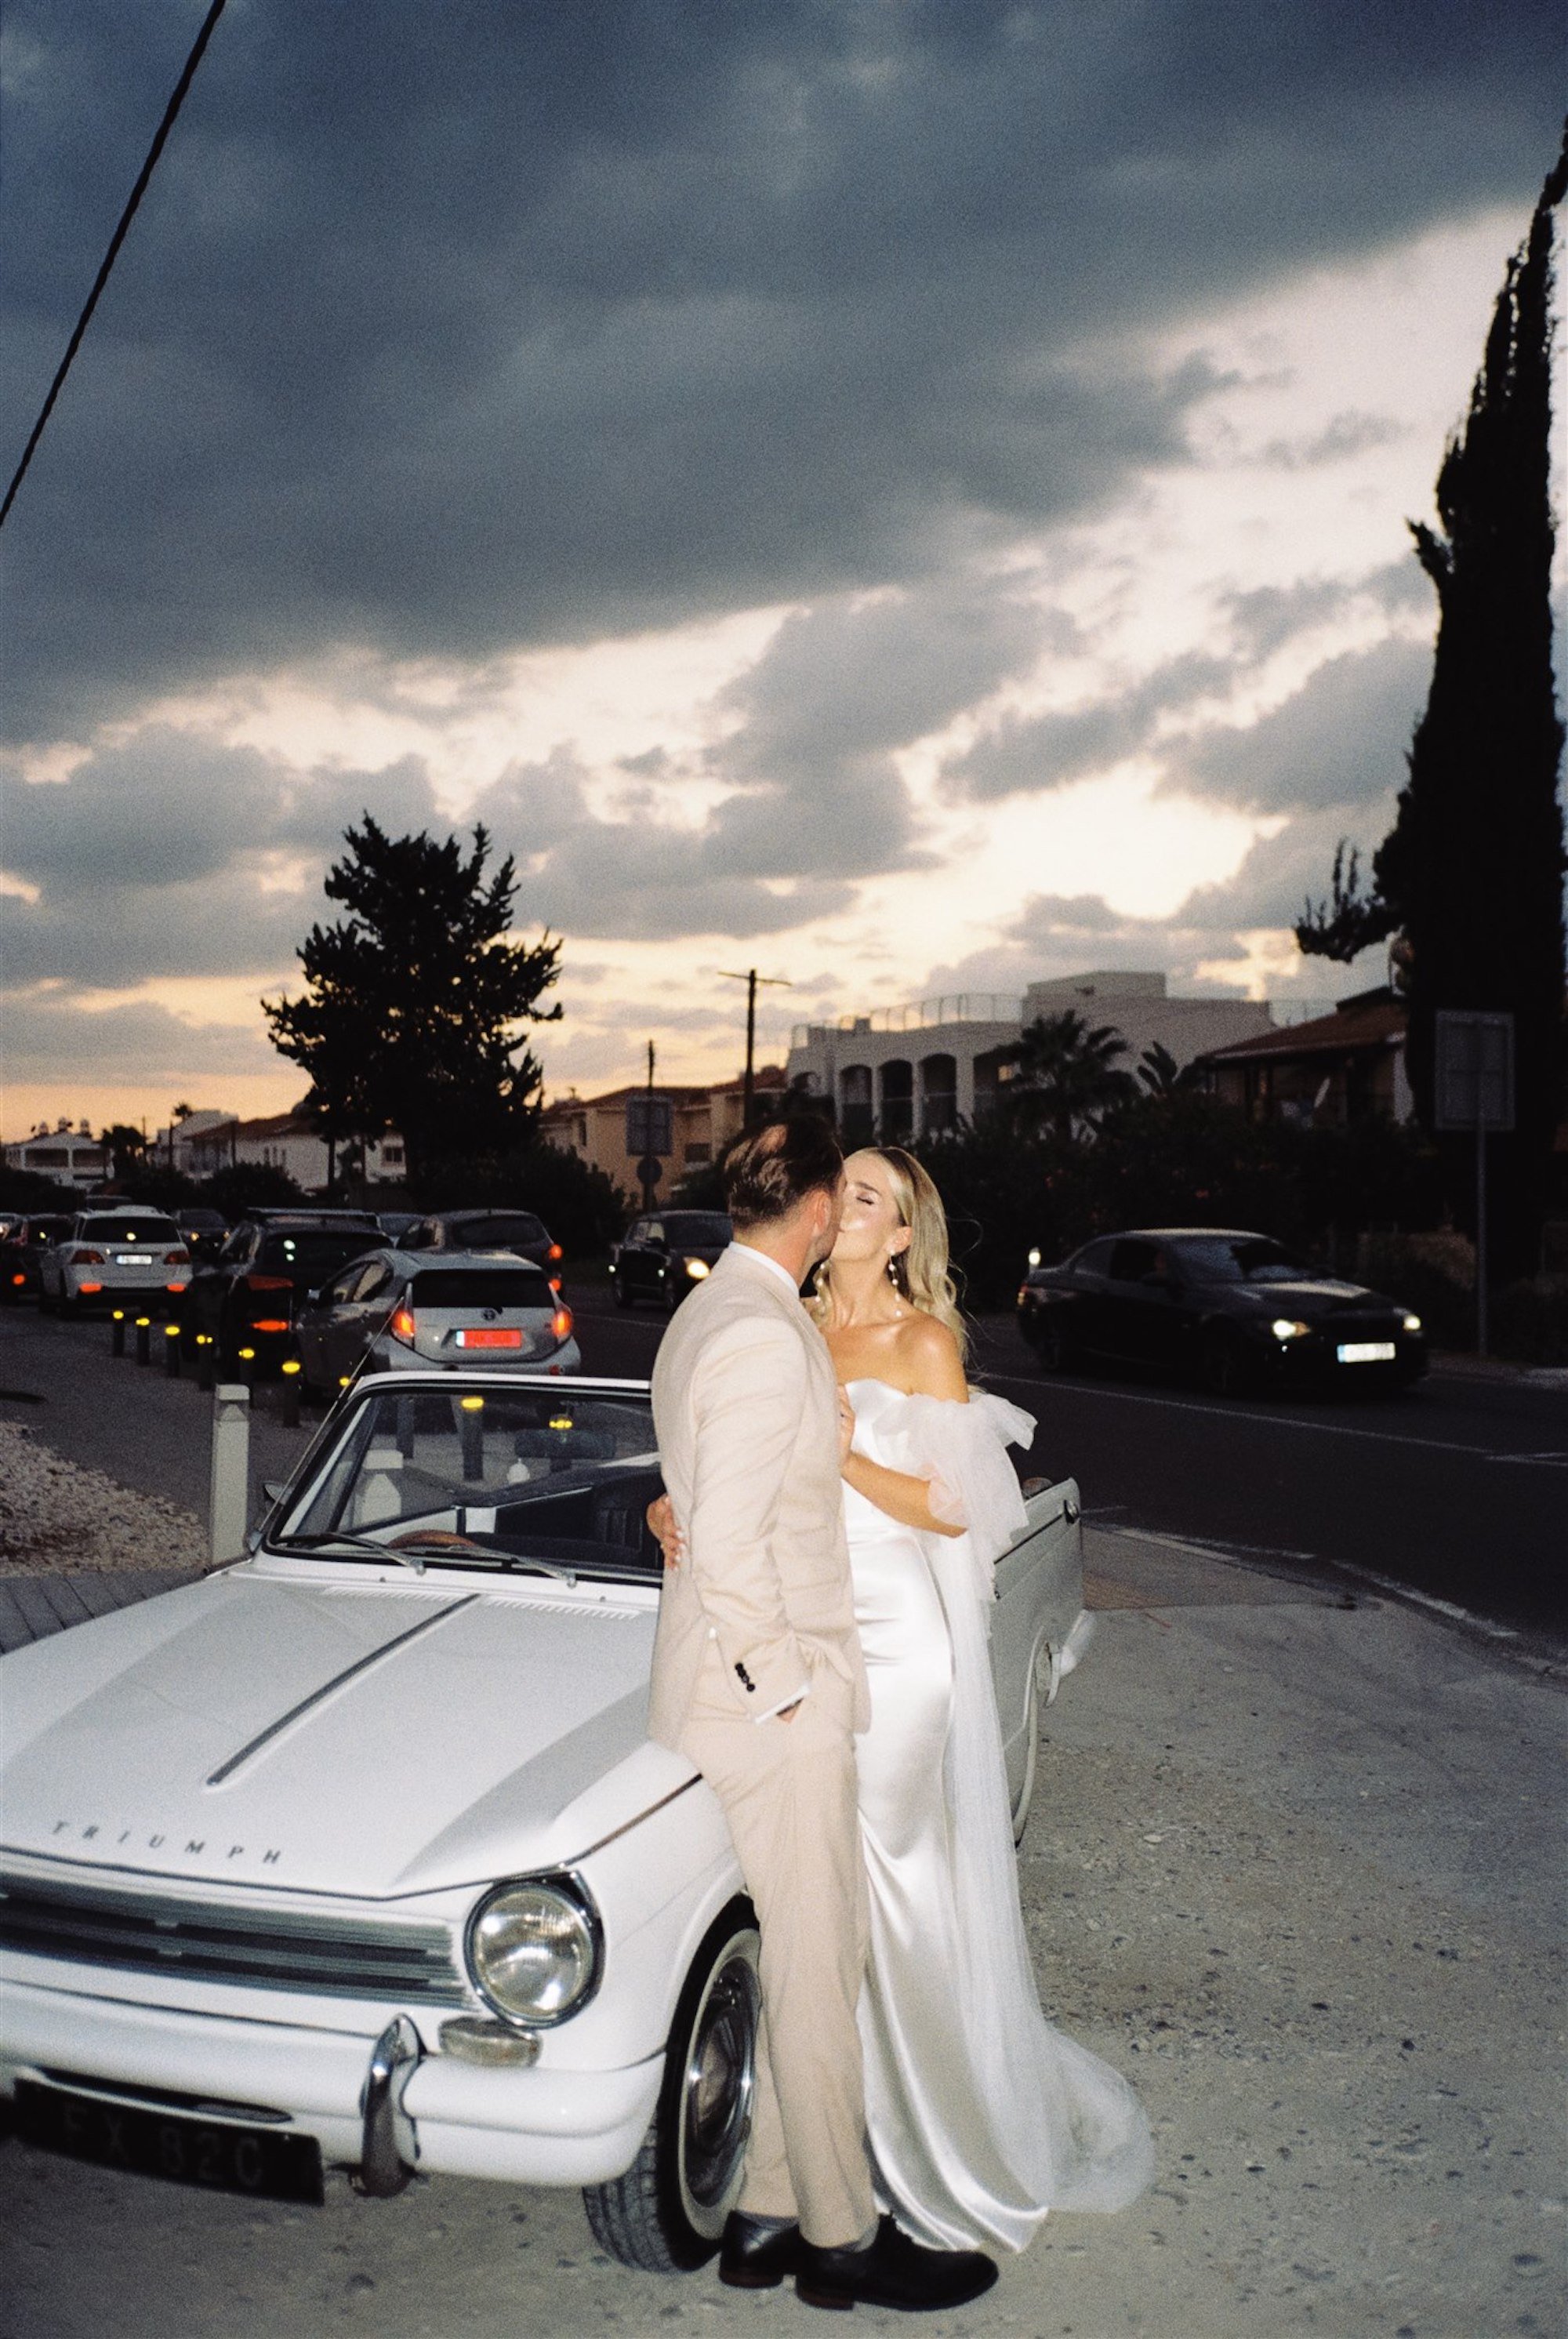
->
xmin=1433 ymin=1012 xmax=1515 ymax=1359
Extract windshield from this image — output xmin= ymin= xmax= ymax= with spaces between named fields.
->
xmin=449 ymin=1215 xmax=546 ymax=1248
xmin=409 ymin=1268 xmax=550 ymax=1308
xmin=1173 ymin=1237 xmax=1306 ymax=1283
xmin=275 ymin=1386 xmax=662 ymax=1581
xmin=661 ymin=1215 xmax=731 ymax=1248
xmin=259 ymin=1231 xmax=377 ymax=1277
xmin=81 ymin=1215 xmax=180 ymax=1244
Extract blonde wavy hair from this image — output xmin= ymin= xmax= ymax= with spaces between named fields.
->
xmin=811 ymin=1145 xmax=969 ymax=1364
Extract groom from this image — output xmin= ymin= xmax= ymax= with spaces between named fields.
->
xmin=648 ymin=1118 xmax=996 ymax=2313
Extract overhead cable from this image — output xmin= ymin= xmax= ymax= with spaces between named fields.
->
xmin=0 ymin=0 xmax=229 ymax=532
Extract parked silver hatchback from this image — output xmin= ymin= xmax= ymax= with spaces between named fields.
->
xmin=294 ymin=1249 xmax=581 ymax=1393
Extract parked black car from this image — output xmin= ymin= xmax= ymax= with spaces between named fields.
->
xmin=182 ymin=1215 xmax=381 ymax=1371
xmin=395 ymin=1210 xmax=564 ymax=1284
xmin=611 ymin=1210 xmax=733 ymax=1311
xmin=0 ymin=1214 xmax=73 ymax=1303
xmin=1017 ymin=1227 xmax=1428 ymax=1394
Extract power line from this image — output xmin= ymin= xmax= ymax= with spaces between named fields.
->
xmin=0 ymin=0 xmax=229 ymax=533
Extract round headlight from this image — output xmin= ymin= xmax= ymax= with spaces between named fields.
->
xmin=1402 ymin=1312 xmax=1422 ymax=1335
xmin=684 ymin=1256 xmax=710 ymax=1280
xmin=466 ymin=1877 xmax=601 ymax=2026
xmin=1271 ymin=1317 xmax=1312 ymax=1340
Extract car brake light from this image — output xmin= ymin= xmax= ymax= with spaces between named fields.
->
xmin=164 ymin=1248 xmax=188 ymax=1265
xmin=244 ymin=1273 xmax=292 ymax=1291
xmin=72 ymin=1248 xmax=106 ymax=1266
xmin=548 ymin=1242 xmax=563 ymax=1261
xmin=251 ymin=1318 xmax=291 ymax=1334
xmin=11 ymin=1273 xmax=24 ymax=1286
xmin=551 ymin=1306 xmax=572 ymax=1341
xmin=78 ymin=1281 xmax=103 ymax=1295
xmin=390 ymin=1306 xmax=417 ymax=1346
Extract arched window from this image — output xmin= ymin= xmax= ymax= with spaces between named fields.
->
xmin=878 ymin=1059 xmax=913 ymax=1139
xmin=840 ymin=1065 xmax=873 ymax=1148
xmin=919 ymin=1054 xmax=957 ymax=1133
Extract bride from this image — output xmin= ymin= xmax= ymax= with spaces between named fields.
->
xmin=659 ymin=1143 xmax=1154 ymax=2253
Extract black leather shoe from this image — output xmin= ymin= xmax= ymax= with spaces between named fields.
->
xmin=796 ymin=2217 xmax=998 ymax=2312
xmin=718 ymin=2210 xmax=801 ymax=2288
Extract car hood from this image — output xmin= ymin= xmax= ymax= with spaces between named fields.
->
xmin=0 ymin=1567 xmax=686 ymax=1901
xmin=1211 ymin=1277 xmax=1399 ymax=1314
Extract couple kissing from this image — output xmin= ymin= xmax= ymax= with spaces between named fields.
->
xmin=647 ymin=1118 xmax=1153 ymax=2314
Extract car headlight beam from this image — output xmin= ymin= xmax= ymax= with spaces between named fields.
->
xmin=1402 ymin=1312 xmax=1422 ymax=1335
xmin=465 ymin=1875 xmax=602 ymax=2028
xmin=1270 ymin=1317 xmax=1312 ymax=1341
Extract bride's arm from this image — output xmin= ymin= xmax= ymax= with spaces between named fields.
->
xmin=840 ymin=1315 xmax=969 ymax=1537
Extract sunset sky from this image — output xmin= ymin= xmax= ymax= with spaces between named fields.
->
xmin=2 ymin=2 xmax=1563 ymax=1137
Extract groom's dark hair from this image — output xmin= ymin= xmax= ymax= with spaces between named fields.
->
xmin=723 ymin=1117 xmax=843 ymax=1231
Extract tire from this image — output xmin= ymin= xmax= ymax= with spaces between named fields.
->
xmin=583 ymin=1899 xmax=761 ymax=2272
xmin=1011 ymin=1662 xmax=1041 ymax=1845
xmin=1034 ymin=1309 xmax=1074 ymax=1374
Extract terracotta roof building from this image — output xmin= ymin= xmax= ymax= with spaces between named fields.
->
xmin=1200 ymin=989 xmax=1412 ymax=1127
xmin=541 ymin=1066 xmax=789 ymax=1200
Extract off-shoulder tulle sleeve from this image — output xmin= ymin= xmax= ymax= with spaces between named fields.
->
xmin=880 ymin=1389 xmax=1035 ymax=1600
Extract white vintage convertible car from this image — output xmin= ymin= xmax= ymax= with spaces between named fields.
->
xmin=0 ymin=1371 xmax=1088 ymax=2269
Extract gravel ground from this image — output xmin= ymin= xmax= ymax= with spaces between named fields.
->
xmin=0 ymin=1421 xmax=207 ymax=1574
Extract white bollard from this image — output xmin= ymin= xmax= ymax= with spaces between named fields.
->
xmin=209 ymin=1383 xmax=252 ymax=1565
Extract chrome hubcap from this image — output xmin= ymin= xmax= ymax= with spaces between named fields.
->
xmin=679 ymin=1938 xmax=761 ymax=2232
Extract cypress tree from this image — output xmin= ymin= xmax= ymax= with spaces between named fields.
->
xmin=1298 ymin=129 xmax=1567 ymax=1279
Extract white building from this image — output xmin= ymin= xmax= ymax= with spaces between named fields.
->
xmin=181 ymin=1112 xmax=405 ymax=1191
xmin=786 ymin=971 xmax=1275 ymax=1142
xmin=2 ymin=1122 xmax=107 ymax=1189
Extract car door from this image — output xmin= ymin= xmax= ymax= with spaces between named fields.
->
xmin=1102 ymin=1237 xmax=1180 ymax=1365
xmin=328 ymin=1258 xmax=398 ymax=1378
xmin=297 ymin=1264 xmax=354 ymax=1384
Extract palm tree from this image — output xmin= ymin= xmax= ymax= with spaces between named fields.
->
xmin=1134 ymin=1041 xmax=1203 ymax=1098
xmin=1000 ymin=1011 xmax=1134 ymax=1141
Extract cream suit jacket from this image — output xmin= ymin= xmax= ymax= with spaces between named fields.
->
xmin=648 ymin=1243 xmax=870 ymax=1747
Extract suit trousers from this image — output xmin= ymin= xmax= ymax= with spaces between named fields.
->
xmin=681 ymin=1695 xmax=875 ymax=2250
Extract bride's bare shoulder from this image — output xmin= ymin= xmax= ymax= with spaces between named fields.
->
xmin=895 ymin=1309 xmax=967 ymax=1400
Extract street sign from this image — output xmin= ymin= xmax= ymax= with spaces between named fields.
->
xmin=625 ymin=1095 xmax=673 ymax=1157
xmin=1432 ymin=1011 xmax=1514 ymax=1360
xmin=1433 ymin=1012 xmax=1515 ymax=1132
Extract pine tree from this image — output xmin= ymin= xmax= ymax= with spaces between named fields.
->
xmin=263 ymin=816 xmax=561 ymax=1182
xmin=1298 ymin=129 xmax=1567 ymax=1278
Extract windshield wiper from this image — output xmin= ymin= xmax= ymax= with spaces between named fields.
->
xmin=273 ymin=1532 xmax=429 ymax=1574
xmin=273 ymin=1531 xmax=577 ymax=1587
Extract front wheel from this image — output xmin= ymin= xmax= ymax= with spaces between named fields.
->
xmin=1200 ymin=1331 xmax=1250 ymax=1398
xmin=583 ymin=1899 xmax=761 ymax=2272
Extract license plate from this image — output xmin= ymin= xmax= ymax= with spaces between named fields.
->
xmin=114 ymin=1254 xmax=150 ymax=1266
xmin=457 ymin=1327 xmax=524 ymax=1348
xmin=13 ymin=2079 xmax=323 ymax=2204
xmin=1337 ymin=1341 xmax=1397 ymax=1364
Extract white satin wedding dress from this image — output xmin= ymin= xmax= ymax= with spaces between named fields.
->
xmin=843 ymin=1378 xmax=1155 ymax=2254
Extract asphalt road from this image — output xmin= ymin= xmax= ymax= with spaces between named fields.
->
xmin=2 ymin=1288 xmax=1563 ymax=1634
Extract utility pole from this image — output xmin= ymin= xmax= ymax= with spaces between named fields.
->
xmin=718 ymin=969 xmax=793 ymax=1130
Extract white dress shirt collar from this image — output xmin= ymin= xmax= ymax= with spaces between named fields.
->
xmin=729 ymin=1240 xmax=807 ymax=1301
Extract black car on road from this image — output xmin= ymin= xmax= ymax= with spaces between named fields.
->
xmin=395 ymin=1209 xmax=563 ymax=1284
xmin=0 ymin=1214 xmax=73 ymax=1303
xmin=1017 ymin=1227 xmax=1427 ymax=1395
xmin=183 ymin=1214 xmax=381 ymax=1371
xmin=611 ymin=1210 xmax=732 ymax=1310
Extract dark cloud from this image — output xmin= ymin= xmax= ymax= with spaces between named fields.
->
xmin=1165 ymin=634 xmax=1429 ymax=813
xmin=2 ymin=0 xmax=1557 ymax=741
xmin=1256 ymin=409 xmax=1407 ymax=470
xmin=3 ymin=990 xmax=279 ymax=1087
xmin=943 ymin=648 xmax=1236 ymax=800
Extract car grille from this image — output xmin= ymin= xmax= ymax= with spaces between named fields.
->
xmin=0 ymin=1872 xmax=468 ymax=2003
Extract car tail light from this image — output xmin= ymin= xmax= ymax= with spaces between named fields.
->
xmin=551 ymin=1306 xmax=572 ymax=1341
xmin=72 ymin=1248 xmax=106 ymax=1266
xmin=390 ymin=1306 xmax=417 ymax=1346
xmin=548 ymin=1242 xmax=563 ymax=1262
xmin=164 ymin=1248 xmax=188 ymax=1265
xmin=244 ymin=1273 xmax=292 ymax=1291
xmin=251 ymin=1318 xmax=291 ymax=1334
xmin=78 ymin=1281 xmax=103 ymax=1295
xmin=10 ymin=1273 xmax=24 ymax=1287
